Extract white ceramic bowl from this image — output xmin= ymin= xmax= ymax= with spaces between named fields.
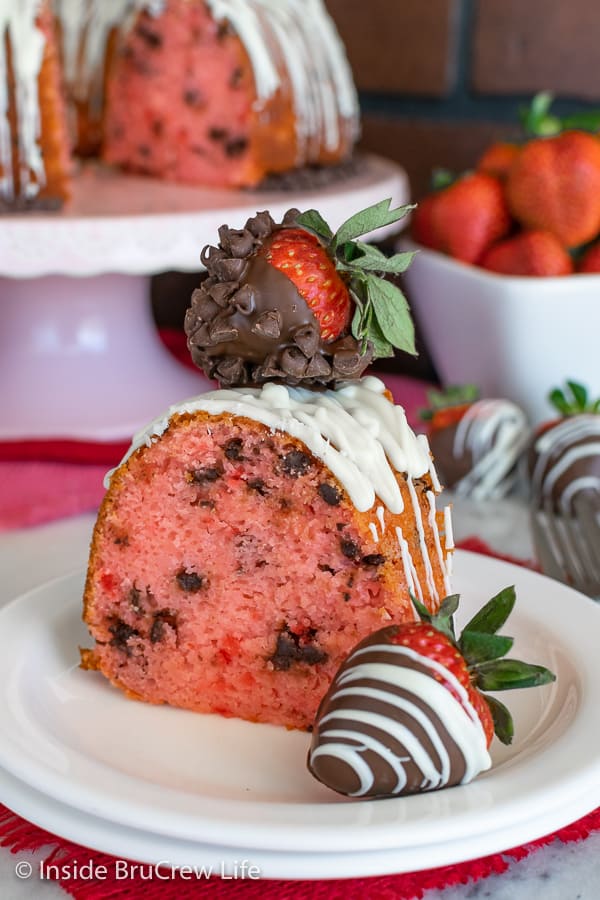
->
xmin=400 ymin=242 xmax=600 ymax=425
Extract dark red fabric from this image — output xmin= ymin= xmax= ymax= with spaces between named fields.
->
xmin=1 ymin=801 xmax=600 ymax=899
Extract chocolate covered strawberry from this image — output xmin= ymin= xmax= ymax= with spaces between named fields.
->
xmin=422 ymin=385 xmax=530 ymax=500
xmin=185 ymin=202 xmax=417 ymax=387
xmin=528 ymin=381 xmax=600 ymax=598
xmin=308 ymin=588 xmax=555 ymax=798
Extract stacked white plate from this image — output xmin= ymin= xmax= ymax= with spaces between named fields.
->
xmin=1 ymin=551 xmax=599 ymax=879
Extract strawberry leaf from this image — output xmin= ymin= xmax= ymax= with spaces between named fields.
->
xmin=333 ymin=199 xmax=414 ymax=248
xmin=461 ymin=631 xmax=514 ymax=665
xmin=549 ymin=380 xmax=598 ymax=415
xmin=475 ymin=659 xmax=556 ymax=692
xmin=462 ymin=585 xmax=516 ymax=636
xmin=484 ymin=694 xmax=514 ymax=745
xmin=295 ymin=209 xmax=334 ymax=243
xmin=567 ymin=380 xmax=589 ymax=411
xmin=341 ymin=242 xmax=417 ymax=274
xmin=365 ymin=275 xmax=416 ymax=356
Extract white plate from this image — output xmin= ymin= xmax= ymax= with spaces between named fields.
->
xmin=0 ymin=551 xmax=599 ymax=861
xmin=0 ymin=762 xmax=595 ymax=880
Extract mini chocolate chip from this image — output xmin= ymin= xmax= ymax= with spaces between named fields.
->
xmin=269 ymin=626 xmax=328 ymax=671
xmin=114 ymin=533 xmax=129 ymax=546
xmin=362 ymin=554 xmax=386 ymax=567
xmin=209 ymin=317 xmax=239 ymax=343
xmin=176 ymin=569 xmax=206 ymax=592
xmin=229 ymin=66 xmax=244 ymax=88
xmin=129 ymin=585 xmax=143 ymax=613
xmin=247 ymin=478 xmax=269 ymax=496
xmin=252 ymin=309 xmax=282 ymax=338
xmin=214 ymin=356 xmax=244 ymax=383
xmin=109 ymin=620 xmax=140 ymax=656
xmin=293 ymin=325 xmax=319 ymax=357
xmin=231 ymin=284 xmax=255 ymax=313
xmin=209 ymin=127 xmax=228 ymax=142
xmin=336 ymin=523 xmax=347 ymax=531
xmin=190 ymin=466 xmax=222 ymax=484
xmin=256 ymin=559 xmax=268 ymax=568
xmin=150 ymin=610 xmax=178 ymax=643
xmin=224 ymin=437 xmax=244 ymax=460
xmin=245 ymin=211 xmax=275 ymax=239
xmin=318 ymin=563 xmax=337 ymax=575
xmin=183 ymin=88 xmax=204 ymax=108
xmin=281 ymin=449 xmax=311 ymax=477
xmin=135 ymin=24 xmax=162 ymax=47
xmin=318 ymin=483 xmax=341 ymax=506
xmin=214 ymin=258 xmax=248 ymax=282
xmin=343 ymin=592 xmax=351 ymax=602
xmin=305 ymin=354 xmax=332 ymax=379
xmin=225 ymin=136 xmax=248 ymax=158
xmin=341 ymin=538 xmax=360 ymax=559
xmin=207 ymin=281 xmax=238 ymax=307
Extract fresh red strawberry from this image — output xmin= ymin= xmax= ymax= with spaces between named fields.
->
xmin=506 ymin=131 xmax=600 ymax=248
xmin=425 ymin=172 xmax=512 ymax=264
xmin=578 ymin=241 xmax=600 ymax=273
xmin=480 ymin=230 xmax=574 ymax=276
xmin=261 ymin=228 xmax=351 ymax=341
xmin=395 ymin=588 xmax=555 ymax=748
xmin=420 ymin=384 xmax=479 ymax=430
xmin=411 ymin=192 xmax=442 ymax=250
xmin=477 ymin=141 xmax=520 ymax=180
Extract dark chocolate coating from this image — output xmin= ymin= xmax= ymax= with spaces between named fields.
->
xmin=307 ymin=626 xmax=479 ymax=799
xmin=184 ymin=210 xmax=372 ymax=388
xmin=529 ymin=415 xmax=600 ymax=514
xmin=428 ymin=420 xmax=474 ymax=490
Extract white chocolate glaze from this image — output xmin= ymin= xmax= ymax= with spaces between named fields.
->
xmin=0 ymin=0 xmax=46 ymax=201
xmin=107 ymin=378 xmax=433 ymax=514
xmin=205 ymin=0 xmax=359 ymax=155
xmin=452 ymin=399 xmax=530 ymax=500
xmin=56 ymin=0 xmax=141 ymax=102
xmin=309 ymin=642 xmax=491 ymax=797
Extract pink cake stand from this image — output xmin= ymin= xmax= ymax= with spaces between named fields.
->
xmin=0 ymin=155 xmax=409 ymax=441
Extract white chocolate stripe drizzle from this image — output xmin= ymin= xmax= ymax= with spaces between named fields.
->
xmin=452 ymin=399 xmax=530 ymax=500
xmin=309 ymin=643 xmax=491 ymax=797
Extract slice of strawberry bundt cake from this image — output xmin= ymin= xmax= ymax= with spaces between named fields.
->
xmin=81 ymin=379 xmax=454 ymax=729
xmin=102 ymin=0 xmax=359 ymax=187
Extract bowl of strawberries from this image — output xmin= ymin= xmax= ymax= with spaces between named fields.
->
xmin=401 ymin=94 xmax=600 ymax=425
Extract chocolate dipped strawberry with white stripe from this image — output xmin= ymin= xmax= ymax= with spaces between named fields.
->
xmin=308 ymin=588 xmax=555 ymax=798
xmin=423 ymin=386 xmax=530 ymax=500
xmin=529 ymin=381 xmax=600 ymax=597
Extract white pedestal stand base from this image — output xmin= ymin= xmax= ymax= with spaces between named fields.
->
xmin=0 ymin=274 xmax=212 ymax=441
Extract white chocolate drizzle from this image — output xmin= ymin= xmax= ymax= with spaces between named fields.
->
xmin=0 ymin=0 xmax=46 ymax=201
xmin=204 ymin=0 xmax=359 ymax=155
xmin=451 ymin=399 xmax=530 ymax=500
xmin=55 ymin=0 xmax=143 ymax=103
xmin=309 ymin=642 xmax=491 ymax=797
xmin=108 ymin=378 xmax=432 ymax=513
